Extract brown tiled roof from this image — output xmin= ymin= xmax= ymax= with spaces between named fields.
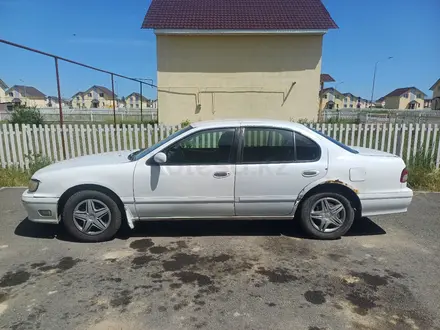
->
xmin=320 ymin=87 xmax=342 ymax=96
xmin=430 ymin=79 xmax=440 ymax=91
xmin=6 ymin=85 xmax=46 ymax=99
xmin=126 ymin=92 xmax=149 ymax=102
xmin=320 ymin=74 xmax=335 ymax=83
xmin=342 ymin=92 xmax=358 ymax=98
xmin=83 ymin=85 xmax=117 ymax=98
xmin=0 ymin=79 xmax=8 ymax=90
xmin=383 ymin=87 xmax=426 ymax=98
xmin=142 ymin=0 xmax=338 ymax=30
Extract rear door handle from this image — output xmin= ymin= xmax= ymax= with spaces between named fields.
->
xmin=213 ymin=171 xmax=230 ymax=179
xmin=302 ymin=170 xmax=319 ymax=177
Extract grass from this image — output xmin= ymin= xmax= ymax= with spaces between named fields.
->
xmin=0 ymin=155 xmax=52 ymax=187
xmin=406 ymin=148 xmax=440 ymax=191
xmin=0 ymin=167 xmax=30 ymax=186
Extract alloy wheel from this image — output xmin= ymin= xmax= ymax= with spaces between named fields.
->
xmin=72 ymin=199 xmax=112 ymax=235
xmin=309 ymin=197 xmax=346 ymax=233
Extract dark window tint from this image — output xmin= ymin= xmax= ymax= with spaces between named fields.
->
xmin=242 ymin=128 xmax=294 ymax=163
xmin=165 ymin=128 xmax=235 ymax=165
xmin=307 ymin=127 xmax=358 ymax=154
xmin=294 ymin=132 xmax=321 ymax=161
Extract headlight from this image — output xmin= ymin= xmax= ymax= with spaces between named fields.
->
xmin=28 ymin=179 xmax=40 ymax=193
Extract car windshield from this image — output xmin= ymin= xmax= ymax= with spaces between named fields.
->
xmin=306 ymin=126 xmax=359 ymax=154
xmin=128 ymin=125 xmax=193 ymax=161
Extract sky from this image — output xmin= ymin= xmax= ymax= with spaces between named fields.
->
xmin=0 ymin=0 xmax=439 ymax=101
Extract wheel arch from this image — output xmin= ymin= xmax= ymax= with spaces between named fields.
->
xmin=294 ymin=182 xmax=362 ymax=219
xmin=57 ymin=184 xmax=126 ymax=222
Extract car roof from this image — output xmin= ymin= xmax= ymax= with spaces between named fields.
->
xmin=191 ymin=119 xmax=305 ymax=130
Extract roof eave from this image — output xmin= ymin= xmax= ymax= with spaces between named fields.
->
xmin=154 ymin=29 xmax=328 ymax=36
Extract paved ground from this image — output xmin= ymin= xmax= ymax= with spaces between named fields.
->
xmin=0 ymin=188 xmax=439 ymax=330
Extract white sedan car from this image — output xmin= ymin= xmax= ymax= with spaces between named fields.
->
xmin=22 ymin=119 xmax=413 ymax=242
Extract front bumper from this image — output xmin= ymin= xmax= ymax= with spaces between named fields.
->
xmin=21 ymin=190 xmax=60 ymax=224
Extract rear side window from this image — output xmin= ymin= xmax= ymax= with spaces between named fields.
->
xmin=240 ymin=128 xmax=320 ymax=163
xmin=307 ymin=127 xmax=359 ymax=154
xmin=242 ymin=128 xmax=294 ymax=163
xmin=294 ymin=132 xmax=321 ymax=161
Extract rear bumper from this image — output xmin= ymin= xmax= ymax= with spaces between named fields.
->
xmin=359 ymin=188 xmax=413 ymax=217
xmin=21 ymin=190 xmax=59 ymax=224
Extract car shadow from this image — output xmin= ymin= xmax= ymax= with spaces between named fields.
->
xmin=14 ymin=217 xmax=386 ymax=242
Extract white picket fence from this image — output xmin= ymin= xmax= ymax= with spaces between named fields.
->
xmin=1 ymin=123 xmax=440 ymax=170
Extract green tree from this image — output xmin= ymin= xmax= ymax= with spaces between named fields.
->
xmin=9 ymin=105 xmax=44 ymax=126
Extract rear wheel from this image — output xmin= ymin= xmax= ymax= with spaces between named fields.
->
xmin=300 ymin=192 xmax=354 ymax=240
xmin=63 ymin=190 xmax=122 ymax=242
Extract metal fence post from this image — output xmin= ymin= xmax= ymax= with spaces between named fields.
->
xmin=54 ymin=57 xmax=66 ymax=159
xmin=111 ymin=73 xmax=116 ymax=128
xmin=140 ymin=82 xmax=144 ymax=123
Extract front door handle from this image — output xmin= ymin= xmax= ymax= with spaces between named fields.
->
xmin=213 ymin=171 xmax=230 ymax=179
xmin=302 ymin=170 xmax=319 ymax=177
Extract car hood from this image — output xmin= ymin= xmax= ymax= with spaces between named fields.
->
xmin=351 ymin=146 xmax=396 ymax=157
xmin=35 ymin=150 xmax=134 ymax=175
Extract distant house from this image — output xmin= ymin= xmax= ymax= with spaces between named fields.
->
xmin=46 ymin=96 xmax=71 ymax=108
xmin=429 ymin=79 xmax=440 ymax=110
xmin=358 ymin=98 xmax=372 ymax=109
xmin=125 ymin=92 xmax=153 ymax=109
xmin=0 ymin=79 xmax=9 ymax=104
xmin=4 ymin=85 xmax=46 ymax=108
xmin=320 ymin=87 xmax=344 ymax=109
xmin=71 ymin=86 xmax=117 ymax=109
xmin=424 ymin=99 xmax=432 ymax=109
xmin=319 ymin=74 xmax=335 ymax=111
xmin=342 ymin=93 xmax=359 ymax=109
xmin=382 ymin=87 xmax=426 ymax=110
xmin=375 ymin=97 xmax=386 ymax=108
xmin=142 ymin=0 xmax=338 ymax=124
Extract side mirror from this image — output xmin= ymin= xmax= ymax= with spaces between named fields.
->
xmin=153 ymin=152 xmax=167 ymax=164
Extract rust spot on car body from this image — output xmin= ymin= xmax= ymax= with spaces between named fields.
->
xmin=324 ymin=179 xmax=359 ymax=194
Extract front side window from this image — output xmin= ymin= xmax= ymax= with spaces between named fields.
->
xmin=99 ymin=93 xmax=104 ymax=97
xmin=404 ymin=93 xmax=408 ymax=98
xmin=164 ymin=128 xmax=236 ymax=165
xmin=88 ymin=93 xmax=92 ymax=97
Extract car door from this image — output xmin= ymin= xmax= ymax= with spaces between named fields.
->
xmin=133 ymin=127 xmax=238 ymax=218
xmin=234 ymin=126 xmax=328 ymax=216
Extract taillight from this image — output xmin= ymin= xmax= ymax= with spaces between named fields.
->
xmin=400 ymin=168 xmax=408 ymax=183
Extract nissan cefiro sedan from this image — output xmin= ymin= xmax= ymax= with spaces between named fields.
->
xmin=22 ymin=119 xmax=413 ymax=242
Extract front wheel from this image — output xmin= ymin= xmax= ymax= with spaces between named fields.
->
xmin=63 ymin=190 xmax=122 ymax=242
xmin=300 ymin=192 xmax=354 ymax=240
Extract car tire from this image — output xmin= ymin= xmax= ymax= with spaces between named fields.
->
xmin=62 ymin=190 xmax=122 ymax=242
xmin=299 ymin=192 xmax=355 ymax=240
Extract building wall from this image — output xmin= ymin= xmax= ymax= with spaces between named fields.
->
xmin=72 ymin=89 xmax=116 ymax=109
xmin=322 ymin=92 xmax=343 ymax=109
xmin=125 ymin=94 xmax=150 ymax=110
xmin=0 ymin=87 xmax=6 ymax=103
xmin=2 ymin=89 xmax=46 ymax=108
xmin=398 ymin=90 xmax=424 ymax=110
xmin=432 ymin=83 xmax=440 ymax=99
xmin=156 ymin=34 xmax=323 ymax=124
xmin=384 ymin=96 xmax=400 ymax=109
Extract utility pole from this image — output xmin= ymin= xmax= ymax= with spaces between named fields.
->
xmin=370 ymin=56 xmax=393 ymax=108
